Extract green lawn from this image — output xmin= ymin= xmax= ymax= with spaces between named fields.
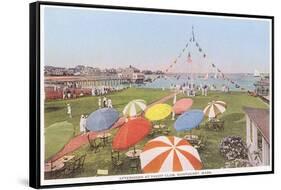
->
xmin=45 ymin=121 xmax=74 ymax=160
xmin=45 ymin=88 xmax=268 ymax=178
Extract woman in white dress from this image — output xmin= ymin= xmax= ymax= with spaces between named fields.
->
xmin=107 ymin=98 xmax=112 ymax=108
xmin=80 ymin=115 xmax=86 ymax=135
xmin=67 ymin=104 xmax=72 ymax=118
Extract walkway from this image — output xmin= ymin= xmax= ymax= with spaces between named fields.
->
xmin=48 ymin=91 xmax=179 ymax=163
xmin=145 ymin=91 xmax=179 ymax=110
xmin=49 ymin=132 xmax=97 ymax=162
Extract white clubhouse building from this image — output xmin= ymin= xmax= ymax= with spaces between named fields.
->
xmin=244 ymin=107 xmax=270 ymax=166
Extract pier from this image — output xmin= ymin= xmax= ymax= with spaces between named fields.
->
xmin=45 ymin=75 xmax=130 ymax=88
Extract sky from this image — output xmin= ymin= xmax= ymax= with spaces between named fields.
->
xmin=43 ymin=5 xmax=271 ymax=73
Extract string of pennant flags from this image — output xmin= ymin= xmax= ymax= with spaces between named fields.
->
xmin=158 ymin=27 xmax=247 ymax=91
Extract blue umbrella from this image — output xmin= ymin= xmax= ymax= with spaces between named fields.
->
xmin=86 ymin=108 xmax=119 ymax=132
xmin=174 ymin=109 xmax=204 ymax=131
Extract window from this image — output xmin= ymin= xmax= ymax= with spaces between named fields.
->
xmin=257 ymin=130 xmax=263 ymax=160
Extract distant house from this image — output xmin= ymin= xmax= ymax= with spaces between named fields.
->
xmin=121 ymin=65 xmax=144 ymax=83
xmin=254 ymin=79 xmax=269 ymax=96
xmin=243 ymin=107 xmax=270 ymax=166
xmin=81 ymin=66 xmax=101 ymax=76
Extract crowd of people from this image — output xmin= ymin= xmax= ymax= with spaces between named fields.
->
xmin=91 ymin=85 xmax=128 ymax=96
xmin=98 ymin=96 xmax=113 ymax=108
xmin=169 ymin=82 xmax=230 ymax=97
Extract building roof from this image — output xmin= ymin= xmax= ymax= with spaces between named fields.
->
xmin=45 ymin=75 xmax=121 ymax=82
xmin=243 ymin=107 xmax=270 ymax=143
xmin=254 ymin=79 xmax=270 ymax=86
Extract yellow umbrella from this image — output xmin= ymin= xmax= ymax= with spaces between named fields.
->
xmin=145 ymin=103 xmax=172 ymax=121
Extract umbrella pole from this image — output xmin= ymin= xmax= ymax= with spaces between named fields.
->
xmin=133 ymin=146 xmax=136 ymax=154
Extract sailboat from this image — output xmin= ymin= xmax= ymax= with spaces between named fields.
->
xmin=214 ymin=71 xmax=218 ymax=79
xmin=204 ymin=73 xmax=209 ymax=80
xmin=254 ymin=69 xmax=260 ymax=77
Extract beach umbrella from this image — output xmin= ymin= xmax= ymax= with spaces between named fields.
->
xmin=123 ymin=99 xmax=147 ymax=117
xmin=173 ymin=98 xmax=193 ymax=115
xmin=203 ymin=100 xmax=226 ymax=118
xmin=174 ymin=109 xmax=204 ymax=131
xmin=140 ymin=136 xmax=202 ymax=173
xmin=112 ymin=117 xmax=151 ymax=151
xmin=86 ymin=108 xmax=119 ymax=132
xmin=145 ymin=104 xmax=172 ymax=121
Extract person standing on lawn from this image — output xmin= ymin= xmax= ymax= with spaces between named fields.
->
xmin=80 ymin=115 xmax=87 ymax=135
xmin=103 ymin=96 xmax=107 ymax=107
xmin=98 ymin=97 xmax=102 ymax=108
xmin=172 ymin=93 xmax=177 ymax=120
xmin=107 ymin=98 xmax=112 ymax=108
xmin=67 ymin=103 xmax=72 ymax=118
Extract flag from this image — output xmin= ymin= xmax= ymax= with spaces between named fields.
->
xmin=187 ymin=52 xmax=192 ymax=64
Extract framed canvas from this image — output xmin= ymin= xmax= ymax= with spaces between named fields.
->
xmin=29 ymin=1 xmax=274 ymax=188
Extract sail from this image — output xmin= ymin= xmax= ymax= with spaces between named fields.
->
xmin=254 ymin=69 xmax=260 ymax=77
xmin=214 ymin=71 xmax=218 ymax=79
xmin=204 ymin=73 xmax=209 ymax=80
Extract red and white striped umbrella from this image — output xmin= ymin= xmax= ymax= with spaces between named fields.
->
xmin=203 ymin=100 xmax=226 ymax=118
xmin=140 ymin=136 xmax=202 ymax=173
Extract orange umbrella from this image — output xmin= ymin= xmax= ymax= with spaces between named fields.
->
xmin=140 ymin=136 xmax=202 ymax=173
xmin=112 ymin=117 xmax=151 ymax=151
xmin=173 ymin=98 xmax=193 ymax=115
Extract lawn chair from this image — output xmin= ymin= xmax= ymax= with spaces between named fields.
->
xmin=129 ymin=157 xmax=140 ymax=173
xmin=61 ymin=160 xmax=76 ymax=178
xmin=87 ymin=134 xmax=101 ymax=153
xmin=111 ymin=150 xmax=123 ymax=173
xmin=148 ymin=130 xmax=155 ymax=138
xmin=194 ymin=135 xmax=207 ymax=151
xmin=212 ymin=120 xmax=224 ymax=131
xmin=162 ymin=128 xmax=171 ymax=136
xmin=75 ymin=154 xmax=87 ymax=173
xmin=205 ymin=120 xmax=224 ymax=131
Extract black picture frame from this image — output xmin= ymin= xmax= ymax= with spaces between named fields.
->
xmin=30 ymin=1 xmax=274 ymax=189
